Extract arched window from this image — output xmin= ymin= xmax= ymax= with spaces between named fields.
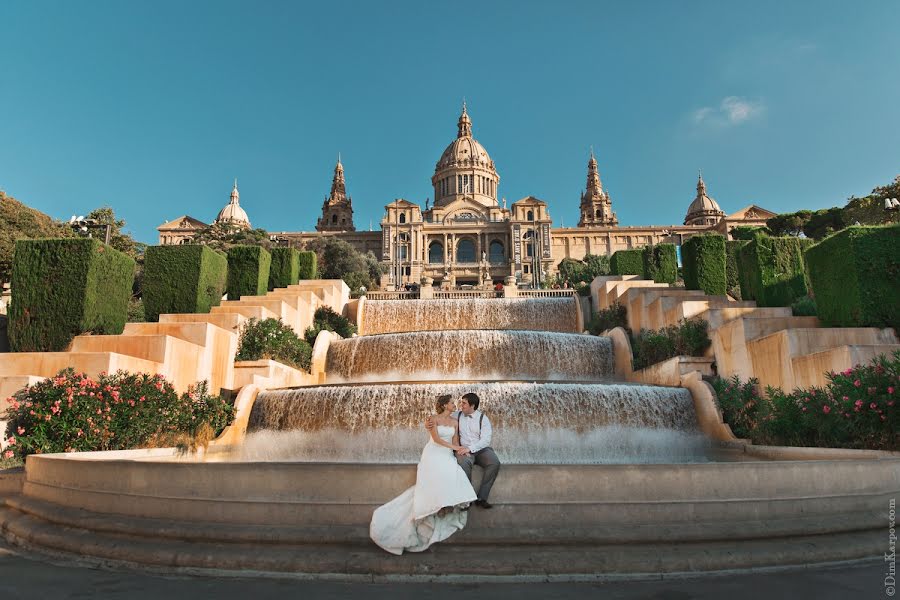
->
xmin=428 ymin=241 xmax=444 ymax=264
xmin=489 ymin=240 xmax=504 ymax=263
xmin=526 ymin=210 xmax=534 ymax=221
xmin=456 ymin=239 xmax=476 ymax=263
xmin=332 ymin=214 xmax=338 ymax=224
xmin=596 ymin=209 xmax=602 ymax=219
xmin=399 ymin=213 xmax=406 ymax=224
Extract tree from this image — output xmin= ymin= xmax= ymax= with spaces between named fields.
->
xmin=843 ymin=175 xmax=900 ymax=228
xmin=730 ymin=226 xmax=767 ymax=240
xmin=85 ymin=206 xmax=144 ymax=259
xmin=0 ymin=191 xmax=72 ymax=285
xmin=303 ymin=237 xmax=385 ymax=294
xmin=803 ymin=207 xmax=845 ymax=240
xmin=766 ymin=210 xmax=813 ymax=237
xmin=192 ymin=221 xmax=272 ymax=252
xmin=555 ymin=253 xmax=610 ymax=286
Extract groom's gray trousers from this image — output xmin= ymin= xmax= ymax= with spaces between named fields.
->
xmin=457 ymin=448 xmax=501 ymax=502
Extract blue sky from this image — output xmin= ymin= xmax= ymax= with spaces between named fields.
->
xmin=1 ymin=0 xmax=898 ymax=244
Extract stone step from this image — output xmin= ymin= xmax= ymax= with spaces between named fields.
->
xmin=747 ymin=328 xmax=899 ymax=391
xmin=697 ymin=306 xmax=792 ymax=330
xmin=159 ymin=311 xmax=246 ymax=335
xmin=791 ymin=344 xmax=900 ymax=389
xmin=233 ymin=359 xmax=313 ymax=389
xmin=222 ymin=297 xmax=299 ymax=333
xmin=0 ymin=352 xmax=163 ymax=384
xmin=711 ymin=316 xmax=820 ymax=382
xmin=624 ymin=288 xmax=706 ymax=331
xmin=211 ymin=303 xmax=278 ymax=322
xmin=660 ymin=297 xmax=757 ymax=329
xmin=0 ymin=501 xmax=885 ymax=576
xmin=122 ymin=322 xmax=238 ymax=394
xmin=265 ymin=289 xmax=322 ymax=331
xmin=605 ymin=280 xmax=668 ymax=309
xmin=589 ymin=275 xmax=640 ymax=312
xmin=70 ymin=335 xmax=205 ymax=393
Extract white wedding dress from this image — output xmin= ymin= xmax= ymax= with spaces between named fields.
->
xmin=370 ymin=425 xmax=478 ymax=555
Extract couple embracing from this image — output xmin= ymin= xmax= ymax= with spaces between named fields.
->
xmin=369 ymin=392 xmax=501 ymax=555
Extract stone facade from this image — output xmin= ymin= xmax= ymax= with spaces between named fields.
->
xmin=159 ymin=105 xmax=774 ymax=288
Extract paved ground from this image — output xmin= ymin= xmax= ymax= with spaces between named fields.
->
xmin=0 ymin=542 xmax=889 ymax=600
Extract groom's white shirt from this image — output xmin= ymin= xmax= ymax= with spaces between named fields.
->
xmin=455 ymin=409 xmax=492 ymax=453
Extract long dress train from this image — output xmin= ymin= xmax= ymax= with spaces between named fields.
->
xmin=369 ymin=424 xmax=478 ymax=554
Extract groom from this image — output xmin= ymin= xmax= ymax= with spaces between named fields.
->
xmin=453 ymin=392 xmax=501 ymax=509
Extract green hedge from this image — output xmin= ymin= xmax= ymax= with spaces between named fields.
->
xmin=268 ymin=247 xmax=300 ymax=290
xmin=610 ymin=249 xmax=645 ymax=276
xmin=681 ymin=235 xmax=727 ymax=295
xmin=298 ymin=251 xmax=317 ymax=280
xmin=226 ymin=245 xmax=271 ymax=299
xmin=725 ymin=240 xmax=748 ymax=294
xmin=142 ymin=245 xmax=227 ymax=322
xmin=805 ymin=225 xmax=899 ymax=330
xmin=642 ymin=243 xmax=677 ymax=283
xmin=738 ymin=235 xmax=810 ymax=307
xmin=8 ymin=238 xmax=134 ymax=351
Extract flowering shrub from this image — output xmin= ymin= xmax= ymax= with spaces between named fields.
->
xmin=236 ymin=317 xmax=312 ymax=371
xmin=712 ymin=350 xmax=899 ymax=450
xmin=3 ymin=369 xmax=234 ymax=459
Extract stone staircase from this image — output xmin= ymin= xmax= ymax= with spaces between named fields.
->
xmin=0 ymin=281 xmax=347 ymax=434
xmin=593 ymin=275 xmax=899 ymax=391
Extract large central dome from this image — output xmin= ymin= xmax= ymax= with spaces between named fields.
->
xmin=432 ymin=103 xmax=500 ymax=208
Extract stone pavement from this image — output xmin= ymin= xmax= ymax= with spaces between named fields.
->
xmin=0 ymin=542 xmax=888 ymax=600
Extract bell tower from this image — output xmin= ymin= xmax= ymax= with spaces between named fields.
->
xmin=316 ymin=156 xmax=356 ymax=232
xmin=577 ymin=149 xmax=618 ymax=227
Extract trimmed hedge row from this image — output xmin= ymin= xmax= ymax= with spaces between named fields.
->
xmin=610 ymin=249 xmax=645 ymax=276
xmin=143 ymin=245 xmax=227 ymax=322
xmin=268 ymin=247 xmax=300 ymax=290
xmin=642 ymin=243 xmax=677 ymax=284
xmin=725 ymin=240 xmax=748 ymax=295
xmin=738 ymin=235 xmax=810 ymax=307
xmin=8 ymin=238 xmax=134 ymax=351
xmin=805 ymin=225 xmax=899 ymax=330
xmin=226 ymin=245 xmax=271 ymax=299
xmin=298 ymin=250 xmax=317 ymax=280
xmin=681 ymin=235 xmax=727 ymax=295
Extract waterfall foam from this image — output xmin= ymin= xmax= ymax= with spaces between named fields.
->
xmin=362 ymin=297 xmax=579 ymax=334
xmin=326 ymin=330 xmax=613 ymax=382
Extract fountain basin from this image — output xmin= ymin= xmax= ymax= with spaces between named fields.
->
xmin=1 ymin=447 xmax=896 ymax=576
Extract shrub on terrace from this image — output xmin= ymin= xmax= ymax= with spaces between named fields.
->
xmin=8 ymin=238 xmax=134 ymax=352
xmin=142 ymin=244 xmax=227 ymax=322
xmin=235 ymin=318 xmax=312 ymax=372
xmin=681 ymin=235 xmax=727 ymax=295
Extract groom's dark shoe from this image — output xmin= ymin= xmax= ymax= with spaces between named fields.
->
xmin=475 ymin=499 xmax=493 ymax=509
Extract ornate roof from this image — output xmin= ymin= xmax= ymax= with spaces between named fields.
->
xmin=684 ymin=172 xmax=725 ymax=225
xmin=215 ymin=180 xmax=251 ymax=228
xmin=435 ymin=103 xmax=496 ymax=171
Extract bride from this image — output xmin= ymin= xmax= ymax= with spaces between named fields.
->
xmin=370 ymin=394 xmax=478 ymax=554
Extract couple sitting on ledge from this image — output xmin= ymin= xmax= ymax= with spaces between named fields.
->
xmin=369 ymin=392 xmax=501 ymax=555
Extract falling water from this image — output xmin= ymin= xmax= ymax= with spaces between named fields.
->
xmin=362 ymin=298 xmax=579 ymax=335
xmin=245 ymin=382 xmax=707 ymax=463
xmin=326 ymin=330 xmax=614 ymax=382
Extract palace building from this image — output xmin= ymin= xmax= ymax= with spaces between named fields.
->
xmin=158 ymin=105 xmax=774 ymax=289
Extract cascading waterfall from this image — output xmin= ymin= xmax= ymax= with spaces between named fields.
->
xmin=245 ymin=383 xmax=709 ymax=463
xmin=241 ymin=296 xmax=713 ymax=464
xmin=362 ymin=297 xmax=579 ymax=335
xmin=325 ymin=330 xmax=614 ymax=383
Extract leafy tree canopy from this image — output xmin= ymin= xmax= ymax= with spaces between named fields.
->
xmin=729 ymin=226 xmax=766 ymax=241
xmin=192 ymin=221 xmax=272 ymax=253
xmin=85 ymin=206 xmax=145 ymax=259
xmin=0 ymin=191 xmax=72 ymax=285
xmin=303 ymin=236 xmax=384 ymax=294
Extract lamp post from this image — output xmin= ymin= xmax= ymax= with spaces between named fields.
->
xmin=69 ymin=216 xmax=111 ymax=245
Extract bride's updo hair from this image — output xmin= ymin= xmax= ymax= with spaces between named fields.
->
xmin=435 ymin=394 xmax=453 ymax=413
